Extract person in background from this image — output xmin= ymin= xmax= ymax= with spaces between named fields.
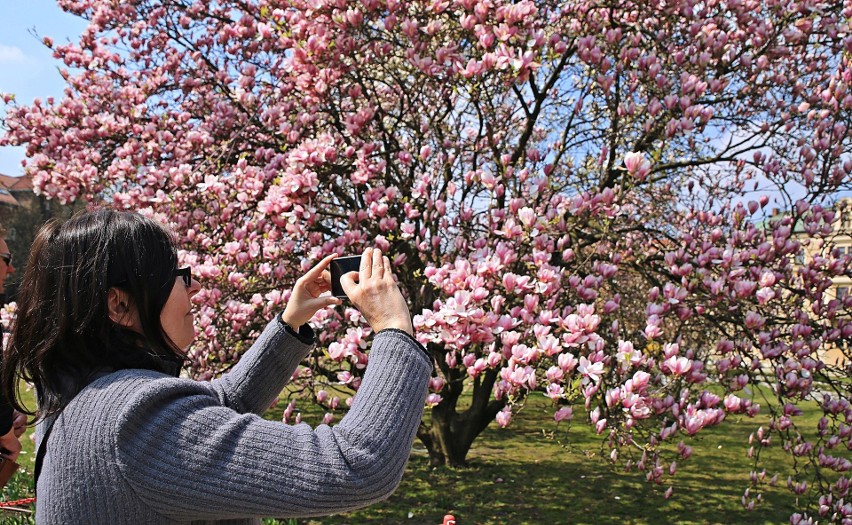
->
xmin=0 ymin=227 xmax=24 ymax=460
xmin=0 ymin=230 xmax=14 ymax=304
xmin=2 ymin=209 xmax=431 ymax=523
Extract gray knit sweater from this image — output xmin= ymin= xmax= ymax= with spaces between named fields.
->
xmin=34 ymin=318 xmax=431 ymax=524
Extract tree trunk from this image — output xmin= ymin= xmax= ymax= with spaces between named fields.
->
xmin=417 ymin=367 xmax=505 ymax=467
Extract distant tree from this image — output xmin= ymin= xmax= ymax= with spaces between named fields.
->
xmin=2 ymin=1 xmax=850 ymax=521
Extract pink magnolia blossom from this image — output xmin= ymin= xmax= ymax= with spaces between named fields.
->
xmin=558 ymin=352 xmax=578 ymax=373
xmin=578 ymin=356 xmax=604 ymax=384
xmin=624 ymin=152 xmax=651 ymax=179
xmin=554 ymin=406 xmax=574 ymax=422
xmin=496 ymin=406 xmax=513 ymax=428
xmin=425 ymin=394 xmax=443 ymax=407
xmin=429 ymin=376 xmax=445 ymax=392
xmin=744 ymin=312 xmax=766 ymax=330
xmin=546 ymin=383 xmax=564 ymax=400
xmin=663 ymin=356 xmax=692 ymax=376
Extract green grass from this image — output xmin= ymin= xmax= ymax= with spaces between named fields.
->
xmin=3 ymin=385 xmax=846 ymax=524
xmin=260 ymin=396 xmax=829 ymax=525
xmin=256 ymin=384 xmax=843 ymax=525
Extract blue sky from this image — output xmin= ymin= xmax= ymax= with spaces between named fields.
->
xmin=0 ymin=2 xmax=88 ymax=176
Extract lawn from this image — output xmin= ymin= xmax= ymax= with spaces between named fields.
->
xmin=1 ymin=384 xmax=841 ymax=524
xmin=262 ymin=395 xmax=825 ymax=525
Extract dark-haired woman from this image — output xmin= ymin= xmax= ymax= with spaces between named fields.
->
xmin=0 ymin=228 xmax=25 ymax=465
xmin=2 ymin=209 xmax=431 ymax=524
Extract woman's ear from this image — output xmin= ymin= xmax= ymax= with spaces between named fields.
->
xmin=107 ymin=287 xmax=141 ymax=330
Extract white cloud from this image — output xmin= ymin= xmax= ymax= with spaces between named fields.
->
xmin=0 ymin=45 xmax=27 ymax=64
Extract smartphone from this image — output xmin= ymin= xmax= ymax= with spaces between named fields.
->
xmin=330 ymin=255 xmax=362 ymax=298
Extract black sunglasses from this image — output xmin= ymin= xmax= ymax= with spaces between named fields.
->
xmin=0 ymin=252 xmax=10 ymax=265
xmin=175 ymin=267 xmax=192 ymax=288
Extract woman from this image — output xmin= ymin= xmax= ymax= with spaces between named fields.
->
xmin=0 ymin=227 xmax=25 ymax=463
xmin=1 ymin=209 xmax=431 ymax=524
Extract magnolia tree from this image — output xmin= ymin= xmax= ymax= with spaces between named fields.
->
xmin=3 ymin=0 xmax=852 ymax=521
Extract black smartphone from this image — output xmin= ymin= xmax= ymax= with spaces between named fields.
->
xmin=330 ymin=255 xmax=362 ymax=298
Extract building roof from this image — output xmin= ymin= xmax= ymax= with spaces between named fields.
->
xmin=0 ymin=172 xmax=35 ymax=207
xmin=0 ymin=188 xmax=18 ymax=206
xmin=0 ymin=172 xmax=34 ymax=192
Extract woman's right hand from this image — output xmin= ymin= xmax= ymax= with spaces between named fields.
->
xmin=340 ymin=247 xmax=414 ymax=336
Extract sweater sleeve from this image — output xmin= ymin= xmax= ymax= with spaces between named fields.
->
xmin=113 ymin=330 xmax=431 ymax=521
xmin=204 ymin=315 xmax=315 ymax=415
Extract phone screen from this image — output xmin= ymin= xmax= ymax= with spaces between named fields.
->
xmin=330 ymin=255 xmax=362 ymax=298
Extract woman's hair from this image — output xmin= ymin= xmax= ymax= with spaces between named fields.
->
xmin=2 ymin=209 xmax=184 ymax=419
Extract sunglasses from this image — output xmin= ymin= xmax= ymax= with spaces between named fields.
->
xmin=0 ymin=252 xmax=10 ymax=266
xmin=175 ymin=267 xmax=192 ymax=287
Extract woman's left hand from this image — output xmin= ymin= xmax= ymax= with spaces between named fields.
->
xmin=281 ymin=253 xmax=342 ymax=330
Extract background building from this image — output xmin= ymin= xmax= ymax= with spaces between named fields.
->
xmin=793 ymin=197 xmax=851 ymax=366
xmin=0 ymin=172 xmax=84 ymax=300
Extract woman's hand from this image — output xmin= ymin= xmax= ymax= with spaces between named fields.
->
xmin=12 ymin=410 xmax=26 ymax=438
xmin=340 ymin=247 xmax=413 ymax=335
xmin=281 ymin=253 xmax=342 ymax=329
xmin=0 ymin=427 xmax=21 ymax=462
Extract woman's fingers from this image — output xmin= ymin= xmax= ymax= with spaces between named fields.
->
xmin=12 ymin=411 xmax=26 ymax=438
xmin=343 ymin=248 xmax=413 ymax=335
xmin=300 ymin=256 xmax=336 ymax=297
xmin=340 ymin=247 xmax=395 ymax=300
xmin=322 ymin=295 xmax=342 ymax=307
xmin=282 ymin=254 xmax=341 ymax=327
xmin=372 ymin=247 xmax=384 ymax=279
xmin=305 ymin=270 xmax=332 ymax=296
xmin=307 ymin=294 xmax=342 ymax=310
xmin=340 ymin=269 xmax=359 ymax=297
xmin=360 ymin=247 xmax=373 ymax=280
xmin=302 ymin=253 xmax=338 ymax=284
xmin=382 ymin=256 xmax=393 ymax=281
